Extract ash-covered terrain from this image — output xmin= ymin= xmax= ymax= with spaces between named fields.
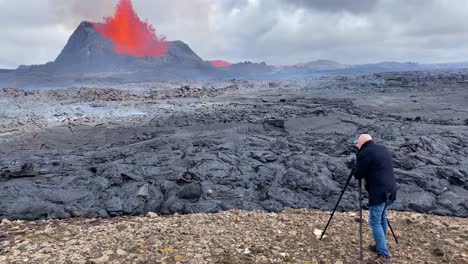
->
xmin=1 ymin=70 xmax=467 ymax=220
xmin=1 ymin=209 xmax=467 ymax=263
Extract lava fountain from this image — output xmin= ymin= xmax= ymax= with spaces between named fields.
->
xmin=93 ymin=0 xmax=168 ymax=57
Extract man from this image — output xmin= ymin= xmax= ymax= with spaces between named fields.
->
xmin=354 ymin=134 xmax=397 ymax=264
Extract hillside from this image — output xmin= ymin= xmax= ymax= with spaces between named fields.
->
xmin=0 ymin=209 xmax=466 ymax=263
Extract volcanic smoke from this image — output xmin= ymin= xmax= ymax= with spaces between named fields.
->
xmin=93 ymin=0 xmax=168 ymax=57
xmin=211 ymin=60 xmax=232 ymax=67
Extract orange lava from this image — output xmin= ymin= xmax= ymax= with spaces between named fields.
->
xmin=211 ymin=60 xmax=232 ymax=67
xmin=93 ymin=0 xmax=168 ymax=57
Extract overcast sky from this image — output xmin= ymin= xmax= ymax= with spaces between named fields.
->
xmin=1 ymin=0 xmax=468 ymax=69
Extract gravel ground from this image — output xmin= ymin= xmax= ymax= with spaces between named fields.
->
xmin=0 ymin=209 xmax=467 ymax=264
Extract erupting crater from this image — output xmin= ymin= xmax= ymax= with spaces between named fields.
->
xmin=93 ymin=0 xmax=168 ymax=57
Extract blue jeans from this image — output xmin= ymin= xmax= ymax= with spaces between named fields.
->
xmin=369 ymin=200 xmax=393 ymax=257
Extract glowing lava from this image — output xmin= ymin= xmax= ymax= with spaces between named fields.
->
xmin=211 ymin=60 xmax=232 ymax=67
xmin=93 ymin=0 xmax=168 ymax=57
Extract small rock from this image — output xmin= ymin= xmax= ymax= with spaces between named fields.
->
xmin=433 ymin=240 xmax=445 ymax=256
xmin=444 ymin=238 xmax=456 ymax=245
xmin=44 ymin=247 xmax=53 ymax=254
xmin=91 ymin=255 xmax=109 ymax=264
xmin=103 ymin=250 xmax=114 ymax=256
xmin=116 ymin=249 xmax=127 ymax=256
xmin=137 ymin=183 xmax=150 ymax=198
xmin=264 ymin=119 xmax=285 ymax=129
xmin=1 ymin=219 xmax=12 ymax=225
xmin=147 ymin=212 xmax=158 ymax=218
xmin=313 ymin=228 xmax=323 ymax=238
xmin=177 ymin=182 xmax=202 ymax=201
xmin=410 ymin=213 xmax=419 ymax=218
xmin=160 ymin=247 xmax=173 ymax=254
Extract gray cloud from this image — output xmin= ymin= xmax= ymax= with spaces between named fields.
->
xmin=48 ymin=0 xmax=118 ymax=29
xmin=1 ymin=0 xmax=468 ymax=69
xmin=282 ymin=0 xmax=378 ymax=14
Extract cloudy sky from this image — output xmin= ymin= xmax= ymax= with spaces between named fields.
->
xmin=1 ymin=0 xmax=468 ymax=69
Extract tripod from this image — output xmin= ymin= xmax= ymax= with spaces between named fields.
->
xmin=320 ymin=165 xmax=398 ymax=262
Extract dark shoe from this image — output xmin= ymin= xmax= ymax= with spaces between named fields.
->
xmin=369 ymin=244 xmax=392 ymax=253
xmin=374 ymin=255 xmax=392 ymax=264
xmin=369 ymin=244 xmax=377 ymax=253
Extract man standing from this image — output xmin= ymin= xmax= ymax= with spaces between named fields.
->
xmin=354 ymin=134 xmax=397 ymax=264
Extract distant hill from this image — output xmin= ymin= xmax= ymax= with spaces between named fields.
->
xmin=294 ymin=60 xmax=347 ymax=71
xmin=347 ymin=62 xmax=422 ymax=73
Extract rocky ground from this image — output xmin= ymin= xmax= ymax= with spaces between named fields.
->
xmin=0 ymin=209 xmax=467 ymax=264
xmin=0 ymin=70 xmax=467 ymax=221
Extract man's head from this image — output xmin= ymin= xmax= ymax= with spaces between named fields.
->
xmin=357 ymin=134 xmax=373 ymax=150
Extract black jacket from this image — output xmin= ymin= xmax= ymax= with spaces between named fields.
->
xmin=354 ymin=140 xmax=397 ymax=206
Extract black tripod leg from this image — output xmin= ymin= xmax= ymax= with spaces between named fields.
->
xmin=382 ymin=203 xmax=399 ymax=244
xmin=387 ymin=219 xmax=399 ymax=244
xmin=320 ymin=166 xmax=355 ymax=240
xmin=359 ymin=179 xmax=363 ymax=262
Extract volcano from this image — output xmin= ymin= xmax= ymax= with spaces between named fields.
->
xmin=44 ymin=21 xmax=272 ymax=78
xmin=51 ymin=21 xmax=206 ymax=73
xmin=49 ymin=0 xmax=207 ymax=74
